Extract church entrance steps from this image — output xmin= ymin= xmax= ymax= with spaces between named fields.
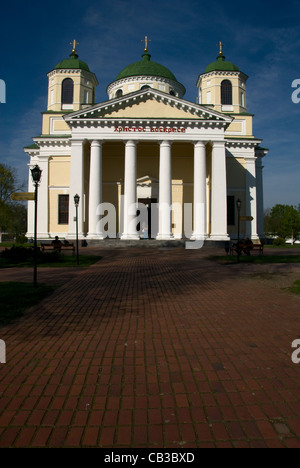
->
xmin=78 ymin=239 xmax=228 ymax=250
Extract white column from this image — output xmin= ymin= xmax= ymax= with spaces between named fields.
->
xmin=26 ymin=157 xmax=49 ymax=239
xmin=191 ymin=141 xmax=207 ymax=240
xmin=256 ymin=157 xmax=264 ymax=239
xmin=210 ymin=141 xmax=229 ymax=240
xmin=245 ymin=158 xmax=259 ymax=240
xmin=87 ymin=140 xmax=104 ymax=239
xmin=26 ymin=163 xmax=35 ymax=239
xmin=67 ymin=140 xmax=85 ymax=239
xmin=37 ymin=157 xmax=50 ymax=238
xmin=157 ymin=141 xmax=173 ymax=240
xmin=121 ymin=140 xmax=139 ymax=240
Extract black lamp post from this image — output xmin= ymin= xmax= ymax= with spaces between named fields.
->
xmin=30 ymin=165 xmax=42 ymax=287
xmin=236 ymin=198 xmax=241 ymax=263
xmin=74 ymin=194 xmax=80 ymax=265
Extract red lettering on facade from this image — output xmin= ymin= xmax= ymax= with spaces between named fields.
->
xmin=114 ymin=125 xmax=186 ymax=133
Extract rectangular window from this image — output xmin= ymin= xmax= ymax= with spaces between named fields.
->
xmin=58 ymin=194 xmax=69 ymax=225
xmin=227 ymin=195 xmax=235 ymax=226
xmin=206 ymin=91 xmax=211 ymax=104
xmin=241 ymin=91 xmax=245 ymax=107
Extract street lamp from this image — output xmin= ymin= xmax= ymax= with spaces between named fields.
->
xmin=74 ymin=194 xmax=80 ymax=265
xmin=236 ymin=198 xmax=241 ymax=263
xmin=30 ymin=165 xmax=42 ymax=287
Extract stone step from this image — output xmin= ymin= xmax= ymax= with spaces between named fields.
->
xmin=79 ymin=239 xmax=227 ymax=249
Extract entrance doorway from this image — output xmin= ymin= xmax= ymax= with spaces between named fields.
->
xmin=138 ymin=198 xmax=157 ymax=239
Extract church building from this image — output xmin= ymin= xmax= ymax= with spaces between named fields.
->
xmin=25 ymin=39 xmax=268 ymax=244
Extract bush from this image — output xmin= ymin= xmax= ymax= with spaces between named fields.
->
xmin=273 ymin=237 xmax=286 ymax=247
xmin=16 ymin=235 xmax=28 ymax=244
xmin=0 ymin=245 xmax=63 ymax=264
xmin=1 ymin=245 xmax=34 ymax=262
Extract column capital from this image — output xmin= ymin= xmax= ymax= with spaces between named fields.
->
xmin=71 ymin=139 xmax=84 ymax=148
xmin=125 ymin=140 xmax=136 ymax=147
xmin=91 ymin=140 xmax=102 ymax=147
xmin=159 ymin=140 xmax=172 ymax=148
xmin=212 ymin=140 xmax=225 ymax=149
xmin=194 ymin=141 xmax=206 ymax=148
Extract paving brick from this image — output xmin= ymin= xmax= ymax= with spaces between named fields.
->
xmin=65 ymin=427 xmax=84 ymax=447
xmin=31 ymin=427 xmax=52 ymax=447
xmin=1 ymin=246 xmax=300 ymax=448
xmin=15 ymin=427 xmax=36 ymax=447
xmin=82 ymin=427 xmax=99 ymax=446
xmin=116 ymin=426 xmax=132 ymax=446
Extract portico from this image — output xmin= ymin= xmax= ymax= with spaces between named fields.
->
xmin=64 ymin=102 xmax=232 ymax=242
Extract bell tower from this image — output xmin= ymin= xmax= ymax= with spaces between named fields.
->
xmin=46 ymin=41 xmax=98 ymax=113
xmin=197 ymin=43 xmax=248 ymax=114
xmin=42 ymin=41 xmax=98 ymax=136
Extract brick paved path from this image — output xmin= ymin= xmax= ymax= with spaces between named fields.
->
xmin=0 ymin=248 xmax=300 ymax=448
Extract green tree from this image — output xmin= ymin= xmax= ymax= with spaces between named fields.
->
xmin=267 ymin=204 xmax=300 ymax=242
xmin=0 ymin=164 xmax=26 ymax=242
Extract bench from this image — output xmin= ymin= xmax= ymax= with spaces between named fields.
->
xmin=41 ymin=242 xmax=75 ymax=255
xmin=229 ymin=241 xmax=264 ymax=256
xmin=251 ymin=243 xmax=264 ymax=255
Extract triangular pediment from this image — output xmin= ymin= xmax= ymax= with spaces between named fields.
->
xmin=65 ymin=88 xmax=232 ymax=123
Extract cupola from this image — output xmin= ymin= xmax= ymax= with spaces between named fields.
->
xmin=107 ymin=37 xmax=186 ymax=99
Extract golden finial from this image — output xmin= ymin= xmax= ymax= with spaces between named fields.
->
xmin=141 ymin=36 xmax=151 ymax=53
xmin=70 ymin=39 xmax=79 ymax=53
xmin=217 ymin=41 xmax=224 ymax=55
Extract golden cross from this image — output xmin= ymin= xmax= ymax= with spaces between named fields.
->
xmin=70 ymin=39 xmax=79 ymax=52
xmin=218 ymin=41 xmax=224 ymax=54
xmin=141 ymin=36 xmax=151 ymax=52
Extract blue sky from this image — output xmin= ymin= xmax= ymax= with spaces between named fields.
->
xmin=0 ymin=0 xmax=299 ymax=209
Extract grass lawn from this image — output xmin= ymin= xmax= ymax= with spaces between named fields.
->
xmin=0 ymin=282 xmax=56 ymax=325
xmin=0 ymin=254 xmax=102 ymax=268
xmin=288 ymin=280 xmax=300 ymax=295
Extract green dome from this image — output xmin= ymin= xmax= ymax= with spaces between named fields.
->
xmin=54 ymin=51 xmax=90 ymax=72
xmin=116 ymin=52 xmax=178 ymax=82
xmin=205 ymin=52 xmax=240 ymax=73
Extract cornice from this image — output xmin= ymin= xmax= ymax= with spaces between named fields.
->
xmin=225 ymin=137 xmax=262 ymax=149
xmin=106 ymin=75 xmax=185 ymax=98
xmin=197 ymin=70 xmax=248 ymax=86
xmin=47 ymin=68 xmax=99 ymax=85
xmin=67 ymin=117 xmax=229 ymax=132
xmin=32 ymin=135 xmax=71 ymax=148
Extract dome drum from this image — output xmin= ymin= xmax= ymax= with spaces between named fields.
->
xmin=107 ymin=75 xmax=186 ymax=100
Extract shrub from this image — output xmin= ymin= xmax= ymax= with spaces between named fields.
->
xmin=273 ymin=237 xmax=286 ymax=247
xmin=1 ymin=245 xmax=34 ymax=262
xmin=16 ymin=235 xmax=28 ymax=244
xmin=0 ymin=245 xmax=63 ymax=264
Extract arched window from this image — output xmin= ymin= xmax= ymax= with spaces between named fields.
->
xmin=116 ymin=89 xmax=123 ymax=98
xmin=221 ymin=80 xmax=232 ymax=105
xmin=169 ymin=89 xmax=176 ymax=96
xmin=141 ymin=85 xmax=150 ymax=90
xmin=61 ymin=78 xmax=74 ymax=104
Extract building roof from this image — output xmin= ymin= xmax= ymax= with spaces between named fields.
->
xmin=115 ymin=52 xmax=178 ymax=82
xmin=205 ymin=52 xmax=240 ymax=73
xmin=54 ymin=50 xmax=90 ymax=72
